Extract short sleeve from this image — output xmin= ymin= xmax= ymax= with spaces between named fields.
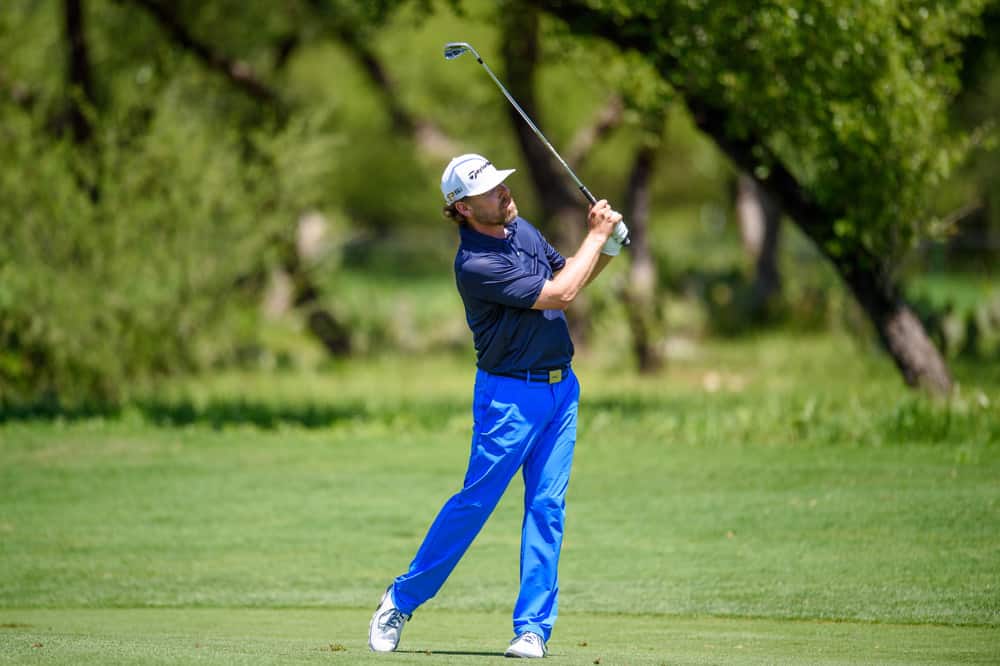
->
xmin=457 ymin=254 xmax=545 ymax=309
xmin=542 ymin=236 xmax=566 ymax=273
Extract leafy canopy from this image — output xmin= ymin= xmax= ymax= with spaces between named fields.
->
xmin=577 ymin=0 xmax=989 ymax=259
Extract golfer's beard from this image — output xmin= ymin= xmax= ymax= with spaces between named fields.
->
xmin=503 ymin=199 xmax=518 ymax=223
xmin=479 ymin=199 xmax=517 ymax=227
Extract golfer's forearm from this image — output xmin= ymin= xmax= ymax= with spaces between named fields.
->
xmin=561 ymin=247 xmax=614 ymax=289
xmin=533 ymin=234 xmax=606 ymax=310
xmin=585 ymin=253 xmax=614 ymax=285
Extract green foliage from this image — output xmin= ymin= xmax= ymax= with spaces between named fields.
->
xmin=0 ymin=2 xmax=362 ymax=406
xmin=569 ymin=0 xmax=991 ymax=263
xmin=0 ymin=102 xmax=283 ymax=405
xmin=2 ymin=0 xmax=997 ymax=405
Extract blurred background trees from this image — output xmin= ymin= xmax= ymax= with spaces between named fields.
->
xmin=1 ymin=0 xmax=997 ymax=407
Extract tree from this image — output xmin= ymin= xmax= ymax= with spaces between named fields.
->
xmin=533 ymin=0 xmax=992 ymax=393
xmin=735 ymin=172 xmax=783 ymax=318
xmin=0 ymin=1 xmax=328 ymax=404
xmin=622 ymin=111 xmax=668 ymax=372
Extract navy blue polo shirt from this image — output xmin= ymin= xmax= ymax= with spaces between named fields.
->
xmin=455 ymin=217 xmax=573 ymax=375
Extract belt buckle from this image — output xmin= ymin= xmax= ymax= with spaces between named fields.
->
xmin=547 ymin=369 xmax=562 ymax=384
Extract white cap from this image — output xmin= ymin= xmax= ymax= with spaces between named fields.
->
xmin=441 ymin=153 xmax=516 ymax=204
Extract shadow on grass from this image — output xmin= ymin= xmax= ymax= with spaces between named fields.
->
xmin=0 ymin=397 xmax=473 ymax=430
xmin=136 ymin=399 xmax=370 ymax=429
xmin=397 ymin=650 xmax=504 ymax=657
xmin=2 ymin=395 xmax=678 ymax=429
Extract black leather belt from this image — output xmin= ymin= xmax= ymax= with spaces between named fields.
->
xmin=492 ymin=366 xmax=571 ymax=384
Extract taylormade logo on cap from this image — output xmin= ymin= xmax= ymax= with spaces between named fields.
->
xmin=441 ymin=153 xmax=516 ymax=204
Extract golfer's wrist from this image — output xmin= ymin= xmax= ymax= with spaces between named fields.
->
xmin=585 ymin=230 xmax=611 ymax=247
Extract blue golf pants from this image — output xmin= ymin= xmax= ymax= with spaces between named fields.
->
xmin=390 ymin=368 xmax=580 ymax=642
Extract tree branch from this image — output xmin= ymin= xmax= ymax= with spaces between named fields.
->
xmin=64 ymin=0 xmax=96 ymax=143
xmin=331 ymin=25 xmax=457 ymax=156
xmin=565 ymin=94 xmax=624 ymax=168
xmin=300 ymin=0 xmax=456 ymax=156
xmin=939 ymin=198 xmax=985 ymax=232
xmin=126 ymin=0 xmax=281 ymax=105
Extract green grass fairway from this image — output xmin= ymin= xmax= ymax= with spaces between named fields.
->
xmin=1 ymin=609 xmax=997 ymax=665
xmin=2 ymin=334 xmax=998 ymax=663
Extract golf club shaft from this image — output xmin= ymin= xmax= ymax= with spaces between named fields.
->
xmin=446 ymin=41 xmax=628 ymax=246
xmin=472 ymin=55 xmax=598 ymax=206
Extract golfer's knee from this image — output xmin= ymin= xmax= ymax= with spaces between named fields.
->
xmin=528 ymin=492 xmax=565 ymax=515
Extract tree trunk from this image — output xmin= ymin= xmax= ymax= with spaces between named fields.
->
xmin=623 ymin=141 xmax=665 ymax=373
xmin=329 ymin=22 xmax=457 ymax=159
xmin=736 ymin=173 xmax=782 ymax=316
xmin=838 ymin=259 xmax=953 ymax=394
xmin=128 ymin=0 xmax=281 ymax=106
xmin=62 ymin=0 xmax=101 ymax=202
xmin=283 ymin=213 xmax=352 ymax=356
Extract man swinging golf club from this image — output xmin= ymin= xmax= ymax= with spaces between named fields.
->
xmin=368 ymin=153 xmax=626 ymax=658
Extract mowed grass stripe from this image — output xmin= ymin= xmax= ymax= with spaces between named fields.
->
xmin=0 ymin=609 xmax=997 ymax=665
xmin=1 ymin=416 xmax=995 ymax=624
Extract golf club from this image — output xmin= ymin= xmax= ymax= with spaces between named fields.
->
xmin=444 ymin=41 xmax=630 ymax=246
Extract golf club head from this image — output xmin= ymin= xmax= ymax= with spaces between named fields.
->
xmin=443 ymin=42 xmax=477 ymax=61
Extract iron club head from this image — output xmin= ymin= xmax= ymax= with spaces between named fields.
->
xmin=443 ymin=42 xmax=478 ymax=61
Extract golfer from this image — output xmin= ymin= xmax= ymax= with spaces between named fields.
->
xmin=369 ymin=153 xmax=625 ymax=658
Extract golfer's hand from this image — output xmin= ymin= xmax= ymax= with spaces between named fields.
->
xmin=588 ymin=200 xmax=622 ymax=241
xmin=611 ymin=220 xmax=629 ymax=244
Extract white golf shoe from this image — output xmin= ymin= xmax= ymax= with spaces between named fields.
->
xmin=504 ymin=631 xmax=547 ymax=658
xmin=368 ymin=586 xmax=410 ymax=652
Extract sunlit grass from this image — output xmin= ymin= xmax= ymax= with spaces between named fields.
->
xmin=1 ymin=333 xmax=997 ymax=662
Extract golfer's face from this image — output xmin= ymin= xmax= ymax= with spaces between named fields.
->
xmin=465 ymin=183 xmax=517 ymax=226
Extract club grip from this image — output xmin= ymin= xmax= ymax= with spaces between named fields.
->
xmin=580 ymin=186 xmax=631 ymax=246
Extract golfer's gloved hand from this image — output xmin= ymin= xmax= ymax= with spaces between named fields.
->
xmin=601 ymin=236 xmax=622 ymax=256
xmin=611 ymin=220 xmax=629 ymax=244
xmin=601 ymin=214 xmax=626 ymax=256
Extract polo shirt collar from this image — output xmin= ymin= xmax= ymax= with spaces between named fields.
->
xmin=459 ymin=217 xmax=519 ymax=249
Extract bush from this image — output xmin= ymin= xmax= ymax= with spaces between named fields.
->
xmin=0 ymin=104 xmax=285 ymax=407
